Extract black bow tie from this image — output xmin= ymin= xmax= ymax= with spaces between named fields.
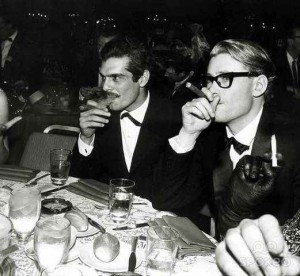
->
xmin=120 ymin=112 xmax=142 ymax=126
xmin=225 ymin=137 xmax=249 ymax=155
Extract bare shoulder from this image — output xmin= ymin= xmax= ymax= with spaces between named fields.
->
xmin=0 ymin=89 xmax=8 ymax=101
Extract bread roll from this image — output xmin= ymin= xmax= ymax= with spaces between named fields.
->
xmin=93 ymin=234 xmax=120 ymax=262
xmin=64 ymin=208 xmax=88 ymax=232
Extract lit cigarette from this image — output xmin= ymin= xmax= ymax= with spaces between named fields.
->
xmin=4 ymin=116 xmax=22 ymax=129
xmin=186 ymin=82 xmax=209 ymax=101
xmin=271 ymin=134 xmax=278 ymax=167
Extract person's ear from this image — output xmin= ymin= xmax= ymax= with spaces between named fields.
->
xmin=138 ymin=70 xmax=150 ymax=87
xmin=253 ymin=75 xmax=268 ymax=97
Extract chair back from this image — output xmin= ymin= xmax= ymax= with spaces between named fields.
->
xmin=19 ymin=132 xmax=77 ymax=172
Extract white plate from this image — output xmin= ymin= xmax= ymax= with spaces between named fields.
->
xmin=66 ymin=264 xmax=98 ymax=276
xmin=76 ymin=223 xmax=99 ymax=238
xmin=80 ymin=240 xmax=142 ymax=272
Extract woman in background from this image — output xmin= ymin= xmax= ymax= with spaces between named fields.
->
xmin=0 ymin=89 xmax=9 ymax=164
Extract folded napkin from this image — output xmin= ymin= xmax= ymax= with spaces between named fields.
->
xmin=0 ymin=165 xmax=39 ymax=183
xmin=148 ymin=216 xmax=216 ymax=259
xmin=66 ymin=179 xmax=109 ymax=206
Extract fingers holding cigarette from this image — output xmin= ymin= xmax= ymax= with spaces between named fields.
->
xmin=0 ymin=116 xmax=22 ymax=134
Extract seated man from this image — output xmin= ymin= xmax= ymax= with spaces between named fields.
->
xmin=70 ymin=36 xmax=181 ymax=203
xmin=216 ymin=214 xmax=300 ymax=276
xmin=154 ymin=39 xmax=300 ymax=237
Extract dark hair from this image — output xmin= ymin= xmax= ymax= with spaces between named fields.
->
xmin=210 ymin=39 xmax=276 ymax=94
xmin=0 ymin=11 xmax=21 ymax=29
xmin=286 ymin=22 xmax=300 ymax=39
xmin=100 ymin=36 xmax=152 ymax=82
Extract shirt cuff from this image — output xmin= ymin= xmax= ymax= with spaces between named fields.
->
xmin=169 ymin=134 xmax=196 ymax=154
xmin=78 ymin=134 xmax=95 ymax=156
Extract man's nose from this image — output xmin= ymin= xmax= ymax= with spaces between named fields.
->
xmin=102 ymin=78 xmax=111 ymax=91
xmin=208 ymin=81 xmax=221 ymax=98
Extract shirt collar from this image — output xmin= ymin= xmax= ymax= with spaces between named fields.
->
xmin=6 ymin=31 xmax=18 ymax=43
xmin=120 ymin=91 xmax=150 ymax=124
xmin=226 ymin=106 xmax=263 ymax=146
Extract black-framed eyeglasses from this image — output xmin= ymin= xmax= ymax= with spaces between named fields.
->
xmin=200 ymin=72 xmax=260 ymax=89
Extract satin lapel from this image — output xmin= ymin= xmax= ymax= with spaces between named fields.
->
xmin=130 ymin=97 xmax=160 ymax=173
xmin=252 ymin=108 xmax=274 ymax=156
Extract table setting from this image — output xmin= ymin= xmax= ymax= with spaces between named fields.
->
xmin=0 ymin=151 xmax=221 ymax=276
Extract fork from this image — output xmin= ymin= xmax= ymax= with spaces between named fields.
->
xmin=25 ymin=173 xmax=50 ymax=187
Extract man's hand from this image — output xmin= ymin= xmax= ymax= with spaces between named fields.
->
xmin=216 ymin=215 xmax=300 ymax=276
xmin=218 ymin=155 xmax=281 ymax=235
xmin=79 ymin=100 xmax=111 ymax=144
xmin=231 ymin=155 xmax=279 ymax=209
xmin=181 ymin=87 xmax=220 ymax=136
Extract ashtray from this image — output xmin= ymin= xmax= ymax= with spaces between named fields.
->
xmin=41 ymin=198 xmax=73 ymax=214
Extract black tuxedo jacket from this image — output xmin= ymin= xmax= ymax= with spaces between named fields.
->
xmin=273 ymin=51 xmax=300 ymax=101
xmin=70 ymin=94 xmax=182 ymax=201
xmin=154 ymin=105 xmax=300 ymax=226
xmin=1 ymin=31 xmax=43 ymax=96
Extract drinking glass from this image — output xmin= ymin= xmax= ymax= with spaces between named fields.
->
xmin=0 ymin=214 xmax=12 ymax=251
xmin=146 ymin=226 xmax=179 ymax=276
xmin=109 ymin=178 xmax=135 ymax=223
xmin=34 ymin=217 xmax=71 ymax=274
xmin=50 ymin=149 xmax=71 ymax=185
xmin=8 ymin=187 xmax=41 ymax=243
xmin=0 ymin=214 xmax=12 ymax=265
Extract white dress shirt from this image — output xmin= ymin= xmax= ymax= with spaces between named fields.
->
xmin=169 ymin=107 xmax=264 ymax=168
xmin=78 ymin=92 xmax=150 ymax=172
xmin=1 ymin=31 xmax=18 ymax=68
xmin=226 ymin=107 xmax=263 ymax=168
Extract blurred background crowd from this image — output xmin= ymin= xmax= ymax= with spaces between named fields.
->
xmin=1 ymin=0 xmax=300 ymax=164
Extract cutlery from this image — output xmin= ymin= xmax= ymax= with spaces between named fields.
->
xmin=78 ymin=208 xmax=120 ymax=262
xmin=41 ymin=184 xmax=69 ymax=196
xmin=94 ymin=204 xmax=107 ymax=210
xmin=128 ymin=236 xmax=138 ymax=272
xmin=112 ymin=222 xmax=148 ymax=231
xmin=0 ymin=245 xmax=19 ymax=260
xmin=26 ymin=173 xmax=50 ymax=187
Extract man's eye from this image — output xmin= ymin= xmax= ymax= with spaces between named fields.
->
xmin=219 ymin=75 xmax=230 ymax=82
xmin=112 ymin=76 xmax=120 ymax=82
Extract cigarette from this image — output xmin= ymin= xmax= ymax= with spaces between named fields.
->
xmin=4 ymin=116 xmax=22 ymax=129
xmin=186 ymin=82 xmax=209 ymax=101
xmin=271 ymin=134 xmax=278 ymax=167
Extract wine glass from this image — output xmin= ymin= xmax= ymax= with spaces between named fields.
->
xmin=34 ymin=217 xmax=71 ymax=274
xmin=8 ymin=187 xmax=41 ymax=243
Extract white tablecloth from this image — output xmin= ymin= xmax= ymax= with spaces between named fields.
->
xmin=0 ymin=172 xmax=221 ymax=276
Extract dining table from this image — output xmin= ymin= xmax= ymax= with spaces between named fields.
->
xmin=0 ymin=172 xmax=222 ymax=276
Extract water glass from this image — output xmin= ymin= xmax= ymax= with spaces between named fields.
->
xmin=34 ymin=217 xmax=71 ymax=273
xmin=109 ymin=178 xmax=135 ymax=223
xmin=9 ymin=187 xmax=41 ymax=243
xmin=50 ymin=149 xmax=71 ymax=185
xmin=0 ymin=214 xmax=12 ymax=251
xmin=146 ymin=226 xmax=179 ymax=276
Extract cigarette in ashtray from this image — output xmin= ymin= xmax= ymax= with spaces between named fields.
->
xmin=0 ymin=116 xmax=22 ymax=132
xmin=186 ymin=82 xmax=209 ymax=101
xmin=79 ymin=86 xmax=119 ymax=110
xmin=271 ymin=134 xmax=278 ymax=167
